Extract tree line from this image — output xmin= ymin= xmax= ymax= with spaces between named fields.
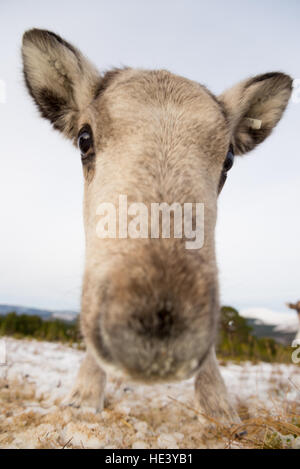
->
xmin=0 ymin=307 xmax=292 ymax=363
xmin=0 ymin=312 xmax=81 ymax=343
xmin=217 ymin=306 xmax=291 ymax=363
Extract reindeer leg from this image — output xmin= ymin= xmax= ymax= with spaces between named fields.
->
xmin=62 ymin=351 xmax=106 ymax=412
xmin=194 ymin=348 xmax=240 ymax=426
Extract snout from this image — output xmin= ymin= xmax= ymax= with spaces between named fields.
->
xmin=100 ymin=307 xmax=201 ymax=381
xmin=84 ymin=288 xmax=217 ymax=382
xmin=101 ymin=305 xmax=208 ymax=382
xmin=81 ymin=246 xmax=218 ymax=382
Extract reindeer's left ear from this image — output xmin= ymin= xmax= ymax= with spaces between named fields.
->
xmin=219 ymin=72 xmax=293 ymax=155
xmin=22 ymin=29 xmax=100 ymax=140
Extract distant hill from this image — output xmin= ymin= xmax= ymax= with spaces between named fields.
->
xmin=0 ymin=304 xmax=298 ymax=345
xmin=240 ymin=307 xmax=299 ymax=345
xmin=245 ymin=319 xmax=295 ymax=345
xmin=0 ymin=304 xmax=78 ymax=322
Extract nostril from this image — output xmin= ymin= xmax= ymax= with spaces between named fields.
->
xmin=129 ymin=303 xmax=175 ymax=340
xmin=155 ymin=308 xmax=173 ymax=338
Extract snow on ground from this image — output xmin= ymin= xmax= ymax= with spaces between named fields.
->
xmin=0 ymin=338 xmax=299 ymax=449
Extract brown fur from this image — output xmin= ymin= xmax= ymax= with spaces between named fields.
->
xmin=22 ymin=29 xmax=293 ymax=422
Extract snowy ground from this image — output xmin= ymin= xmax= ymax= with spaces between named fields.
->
xmin=0 ymin=338 xmax=299 ymax=449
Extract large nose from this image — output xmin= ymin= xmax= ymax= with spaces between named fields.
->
xmin=99 ymin=298 xmax=211 ymax=381
xmin=88 ymin=247 xmax=218 ymax=381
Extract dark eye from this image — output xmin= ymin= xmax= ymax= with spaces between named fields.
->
xmin=77 ymin=125 xmax=94 ymax=160
xmin=223 ymin=145 xmax=234 ymax=172
xmin=218 ymin=145 xmax=235 ymax=194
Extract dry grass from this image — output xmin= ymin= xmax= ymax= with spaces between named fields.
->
xmin=0 ymin=338 xmax=299 ymax=449
xmin=0 ymin=375 xmax=299 ymax=449
xmin=216 ymin=406 xmax=300 ymax=449
xmin=167 ymin=393 xmax=300 ymax=449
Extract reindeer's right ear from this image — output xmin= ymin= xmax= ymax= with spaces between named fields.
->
xmin=22 ymin=29 xmax=100 ymax=139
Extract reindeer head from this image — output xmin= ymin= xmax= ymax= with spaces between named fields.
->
xmin=22 ymin=29 xmax=292 ymax=381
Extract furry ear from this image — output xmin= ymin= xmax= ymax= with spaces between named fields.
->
xmin=22 ymin=29 xmax=100 ymax=139
xmin=219 ymin=72 xmax=293 ymax=155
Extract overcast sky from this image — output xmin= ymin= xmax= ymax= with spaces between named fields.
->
xmin=0 ymin=0 xmax=299 ymax=313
